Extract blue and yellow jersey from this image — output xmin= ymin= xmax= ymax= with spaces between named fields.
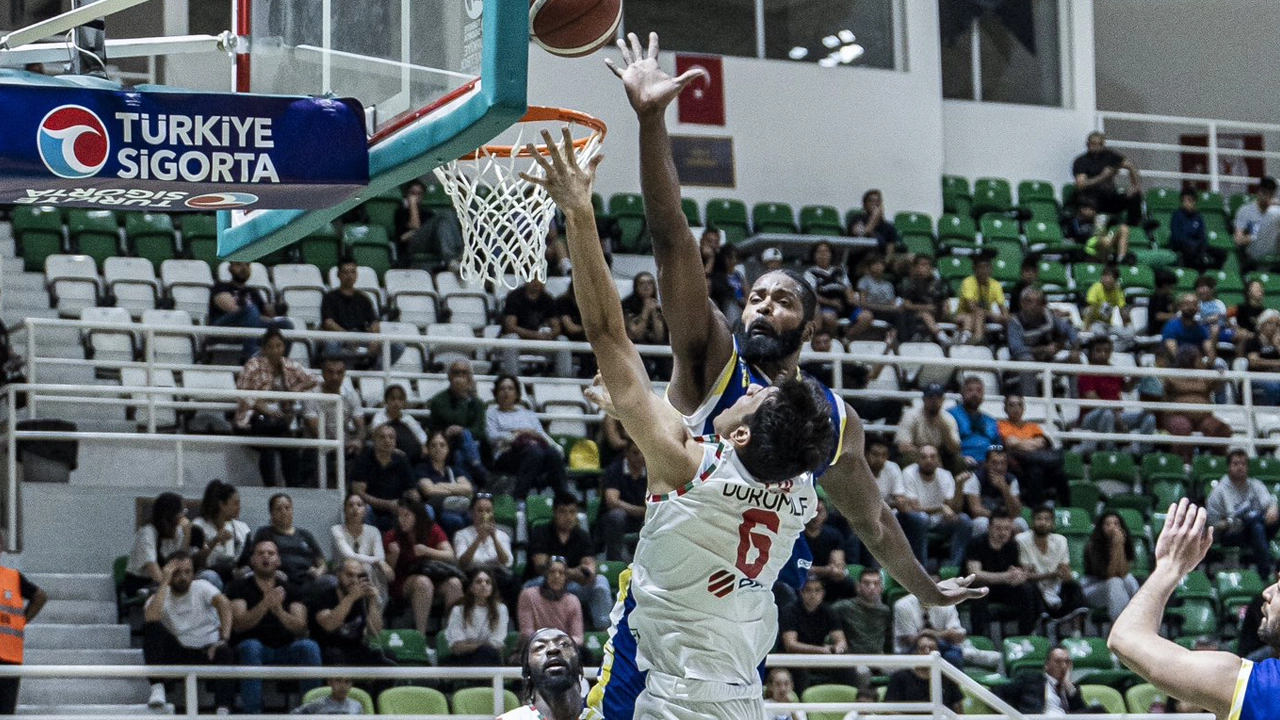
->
xmin=1230 ymin=658 xmax=1280 ymax=720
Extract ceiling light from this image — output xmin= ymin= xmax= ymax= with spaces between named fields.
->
xmin=838 ymin=29 xmax=856 ymax=43
xmin=839 ymin=43 xmax=865 ymax=63
xmin=821 ymin=35 xmax=840 ymax=48
xmin=818 ymin=56 xmax=839 ymax=68
xmin=788 ymin=46 xmax=808 ymax=60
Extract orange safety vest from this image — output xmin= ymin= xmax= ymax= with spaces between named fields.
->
xmin=0 ymin=567 xmax=25 ymax=663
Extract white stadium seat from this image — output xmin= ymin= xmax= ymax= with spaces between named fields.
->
xmin=160 ymin=259 xmax=214 ymax=323
xmin=379 ymin=321 xmax=426 ymax=372
xmin=898 ymin=341 xmax=952 ymax=388
xmin=46 ymin=254 xmax=101 ymax=318
xmin=384 ymin=269 xmax=439 ymax=327
xmin=80 ymin=306 xmax=134 ymax=364
xmin=271 ymin=264 xmax=327 ymax=328
xmin=104 ymin=256 xmax=160 ymax=317
xmin=140 ymin=309 xmax=196 ymax=366
xmin=120 ymin=367 xmax=178 ymax=429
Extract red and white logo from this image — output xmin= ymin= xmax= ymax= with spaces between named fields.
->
xmin=185 ymin=192 xmax=260 ymax=209
xmin=708 ymin=570 xmax=736 ymax=598
xmin=37 ymin=105 xmax=110 ymax=179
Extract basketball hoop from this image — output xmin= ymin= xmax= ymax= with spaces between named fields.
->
xmin=433 ymin=106 xmax=607 ymax=290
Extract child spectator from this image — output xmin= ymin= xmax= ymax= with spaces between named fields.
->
xmin=955 ymin=253 xmax=1007 ymax=345
xmin=1170 ymin=187 xmax=1223 ymax=269
xmin=1083 ymin=265 xmax=1134 ymax=350
xmin=1008 ymin=258 xmax=1040 ymax=315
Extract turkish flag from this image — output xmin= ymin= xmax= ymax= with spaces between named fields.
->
xmin=676 ymin=53 xmax=725 ymax=126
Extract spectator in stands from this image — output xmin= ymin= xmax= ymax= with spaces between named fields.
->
xmin=1163 ymin=293 xmax=1217 ymax=360
xmin=758 ymin=247 xmax=784 ymax=276
xmin=964 ymin=447 xmax=1026 ymax=536
xmin=867 ymin=437 xmax=927 ymax=564
xmin=598 ymin=414 xmax=629 ymax=469
xmin=321 ymin=259 xmax=396 ymax=367
xmin=1008 ymin=258 xmax=1040 ymax=316
xmin=1085 ymin=216 xmax=1132 ymax=265
xmin=1077 ymin=337 xmax=1156 ymax=455
xmin=370 ymin=384 xmax=425 ymax=463
xmin=897 ymin=255 xmax=949 ymax=345
xmin=1246 ymin=310 xmax=1280 ymax=405
xmin=965 ymin=512 xmax=1042 ymax=635
xmin=847 ymin=190 xmax=900 ymax=261
xmin=622 ymin=272 xmax=670 ymax=380
xmin=1207 ymin=449 xmax=1279 ymax=577
xmin=209 ymin=260 xmax=291 ymax=357
xmin=384 ymin=492 xmax=464 ymax=634
xmin=395 ymin=179 xmax=463 ymax=269
xmin=500 ymin=278 xmax=572 ymax=377
xmin=599 ymin=440 xmax=647 ymax=562
xmin=192 ymin=479 xmax=250 ymax=589
xmin=124 ymin=492 xmax=194 ymax=598
xmin=242 ymin=493 xmax=330 ymax=593
xmin=1081 ymin=511 xmax=1140 ymax=622
xmin=303 ymin=357 xmax=366 ymax=479
xmin=454 ymin=493 xmax=516 ymax=606
xmin=142 ymin=552 xmax=235 ymax=713
xmin=425 ymin=360 xmax=489 ymax=478
xmin=831 ymin=567 xmax=893 ymax=692
xmin=444 ymin=568 xmax=508 ymax=666
xmin=486 ymin=375 xmax=569 ymax=499
xmin=1008 ymin=287 xmax=1080 ymax=395
xmin=1071 ymin=131 xmax=1144 ymax=232
xmin=527 ymin=494 xmax=612 ymax=630
xmin=556 ymin=281 xmax=596 ymax=379
xmin=228 ymin=538 xmax=322 ymax=714
xmin=899 ymin=445 xmax=972 ymax=568
xmin=1170 ymin=187 xmax=1223 ymax=270
xmin=997 ymin=393 xmax=1067 ymax=506
xmin=352 ymin=424 xmax=418 ymax=531
xmin=1017 ymin=506 xmax=1085 ymax=632
xmin=803 ymin=499 xmax=855 ymax=600
xmin=779 ymin=576 xmax=857 ymax=692
xmin=884 ymin=635 xmax=963 ymax=712
xmin=290 ymin=677 xmax=363 ymax=715
xmin=1195 ymin=274 xmax=1234 ymax=345
xmin=1235 ymin=280 xmax=1268 ymax=340
xmin=708 ymin=245 xmax=748 ymax=329
xmin=1002 ymin=647 xmax=1088 ymax=714
xmin=949 ymin=376 xmax=1002 ymax=467
xmin=1147 ymin=268 xmax=1178 ymax=336
xmin=517 ymin=557 xmax=584 ymax=645
xmin=806 ymin=240 xmax=859 ymax=337
xmin=1082 ymin=265 xmax=1134 ymax=351
xmin=1234 ymin=176 xmax=1280 ymax=267
xmin=699 ymin=228 xmax=721 ymax=277
xmin=414 ymin=430 xmax=474 ymax=536
xmin=1064 ymin=196 xmax=1099 ymax=249
xmin=894 ymin=383 xmax=960 ymax=468
xmin=955 ymin=253 xmax=1007 ymax=346
xmin=798 ymin=329 xmax=838 ymax=388
xmin=311 ymin=558 xmax=386 ymax=666
xmin=856 ymin=254 xmax=900 ymax=332
xmin=765 ymin=668 xmax=803 ymax=720
xmin=236 ymin=327 xmax=318 ymax=487
xmin=330 ymin=493 xmax=392 ymax=605
xmin=1162 ymin=344 xmax=1231 ymax=462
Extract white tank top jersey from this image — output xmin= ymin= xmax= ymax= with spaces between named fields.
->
xmin=623 ymin=437 xmax=818 ymax=685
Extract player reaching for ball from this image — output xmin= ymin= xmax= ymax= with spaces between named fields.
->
xmin=1109 ymin=498 xmax=1280 ymax=720
xmin=524 ymin=129 xmax=840 ymax=720
xmin=590 ymin=32 xmax=984 ymax=717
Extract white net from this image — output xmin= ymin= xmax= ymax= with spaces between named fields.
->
xmin=433 ymin=115 xmax=604 ymax=290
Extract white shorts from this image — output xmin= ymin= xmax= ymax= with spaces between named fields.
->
xmin=633 ymin=671 xmax=766 ymax=720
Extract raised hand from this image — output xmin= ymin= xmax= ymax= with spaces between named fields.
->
xmin=605 ymin=32 xmax=709 ymax=117
xmin=520 ymin=128 xmax=603 ymax=215
xmin=582 ymin=373 xmax=619 ymax=418
xmin=926 ymin=574 xmax=989 ymax=607
xmin=1153 ymin=499 xmax=1214 ymax=577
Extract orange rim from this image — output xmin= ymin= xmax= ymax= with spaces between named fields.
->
xmin=460 ymin=106 xmax=608 ymax=160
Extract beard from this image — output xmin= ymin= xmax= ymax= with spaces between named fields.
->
xmin=1259 ymin=614 xmax=1280 ymax=649
xmin=735 ymin=318 xmax=806 ymax=366
xmin=532 ymin=662 xmax=580 ymax=695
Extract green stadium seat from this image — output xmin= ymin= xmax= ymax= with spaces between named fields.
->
xmin=1141 ymin=453 xmax=1186 ymax=484
xmin=1126 ymin=683 xmax=1166 ymax=714
xmin=1171 ymin=266 xmax=1198 ymax=294
xmin=610 ymin=193 xmax=648 ymax=252
xmin=938 ymin=213 xmax=979 ymax=254
xmin=1150 ymin=480 xmax=1186 ymax=511
xmin=491 ymin=493 xmax=517 ymax=529
xmin=1067 ymin=536 xmax=1086 ymax=572
xmin=526 ymin=495 xmax=554 ymax=528
xmin=1192 ymin=455 xmax=1228 ymax=482
xmin=1145 ymin=187 xmax=1181 ymax=218
xmin=681 ymin=197 xmax=701 ymax=227
xmin=1089 ymin=451 xmax=1136 ymax=483
xmin=1197 ymin=190 xmax=1227 ymax=218
xmin=1203 ymin=212 xmax=1231 ymax=236
xmin=704 ymin=199 xmax=750 ymax=245
xmin=901 ymin=233 xmax=936 ymax=257
xmin=1210 ymin=268 xmax=1245 ymax=294
xmin=751 ymin=202 xmax=796 ymax=234
xmin=1245 ymin=271 xmax=1280 ymax=295
xmin=591 ymin=192 xmax=605 ymax=216
xmin=125 ymin=212 xmax=177 ymax=270
xmin=451 ymin=687 xmax=520 ymax=715
xmin=1061 ymin=182 xmax=1077 ymax=208
xmin=1021 ymin=200 xmax=1061 ymax=226
xmin=68 ymin=209 xmax=120 ymax=268
xmin=1131 ymin=537 xmax=1152 ymax=580
xmin=800 ymin=684 xmax=860 ymax=720
xmin=1072 ymin=263 xmax=1104 ymax=293
xmin=1018 ymin=179 xmax=1057 ymax=205
xmin=376 ymin=629 xmax=430 ymax=664
xmin=299 ymin=223 xmax=341 ymax=276
xmin=1229 ymin=192 xmax=1251 ymax=218
xmin=303 ymin=686 xmax=374 ymax=715
xmin=362 ymin=186 xmax=402 ymax=237
xmin=1026 ymin=219 xmax=1069 ymax=255
xmin=1055 ymin=507 xmax=1092 ymax=537
xmin=12 ymin=205 xmax=65 ymax=272
xmin=186 ymin=237 xmax=219 ymax=273
xmin=1174 ymin=570 xmax=1215 ymax=603
xmin=1067 ymin=480 xmax=1101 ymax=515
xmin=1060 ymin=636 xmax=1113 ymax=670
xmin=979 ymin=213 xmax=1020 ymax=243
xmin=1167 ymin=599 xmax=1216 ymax=636
xmin=1106 ymin=493 xmax=1153 ymax=517
xmin=1118 ymin=265 xmax=1155 ymax=299
xmin=942 ymin=175 xmax=970 ymax=196
xmin=377 ymin=686 xmax=448 ymax=715
xmin=1217 ymin=569 xmax=1265 ymax=612
xmin=1003 ymin=635 xmax=1050 ymax=675
xmin=1036 ymin=258 xmax=1071 ymax=296
xmin=1062 ymin=451 xmax=1086 ymax=481
xmin=180 ymin=213 xmax=218 ymax=244
xmin=1207 ymin=228 xmax=1233 ymax=252
xmin=1250 ymin=456 xmax=1280 ymax=483
xmin=422 ymin=180 xmax=453 ymax=209
xmin=973 ymin=177 xmax=1014 ymax=215
xmin=942 ymin=175 xmax=971 ymax=214
xmin=1080 ymin=685 xmax=1126 ymax=715
xmin=937 ymin=256 xmax=972 ymax=289
xmin=800 ymin=205 xmax=844 ymax=236
xmin=598 ymin=561 xmax=625 ymax=592
xmin=1111 ymin=508 xmax=1146 ymax=538
xmin=991 ymin=251 xmax=1023 ymax=286
xmin=435 ymin=628 xmax=453 ymax=663
xmin=881 ymin=569 xmax=907 ymax=605
xmin=894 ymin=211 xmax=934 ymax=237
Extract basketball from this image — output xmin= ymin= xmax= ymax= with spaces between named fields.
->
xmin=529 ymin=0 xmax=622 ymax=58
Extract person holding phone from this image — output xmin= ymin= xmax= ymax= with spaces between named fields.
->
xmin=310 ymin=559 xmax=386 ymax=667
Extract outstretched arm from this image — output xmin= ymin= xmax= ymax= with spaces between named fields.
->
xmin=1108 ymin=500 xmax=1240 ymax=718
xmin=607 ymin=32 xmax=735 ymax=413
xmin=524 ymin=130 xmax=699 ymax=495
xmin=821 ymin=404 xmax=987 ymax=608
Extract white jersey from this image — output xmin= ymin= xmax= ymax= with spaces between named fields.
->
xmin=618 ymin=437 xmax=818 ymax=685
xmin=498 ymin=706 xmax=602 ymax=720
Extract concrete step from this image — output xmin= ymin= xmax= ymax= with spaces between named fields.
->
xmin=27 ymin=573 xmax=114 ymax=602
xmin=18 ymin=677 xmax=151 ymax=706
xmin=18 ymin=703 xmax=174 ymax=716
xmin=26 ymin=648 xmax=144 ymax=665
xmin=3 ymin=271 xmax=49 ymax=289
xmin=30 ymin=599 xmax=116 ymax=625
xmin=25 ymin=623 xmax=132 ymax=650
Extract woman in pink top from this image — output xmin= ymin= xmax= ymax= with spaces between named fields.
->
xmin=517 ymin=557 xmax=584 ymax=646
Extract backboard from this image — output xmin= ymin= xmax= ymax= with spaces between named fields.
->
xmin=217 ymin=0 xmax=528 ymax=260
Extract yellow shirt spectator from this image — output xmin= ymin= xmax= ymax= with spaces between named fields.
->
xmin=957 ymin=276 xmax=1006 ymax=313
xmin=1084 ymin=280 xmax=1126 ymax=326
